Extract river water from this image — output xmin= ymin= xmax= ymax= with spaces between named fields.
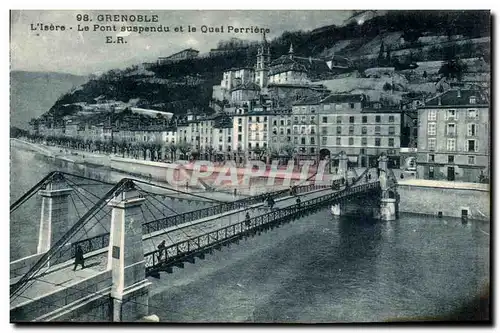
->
xmin=10 ymin=145 xmax=490 ymax=322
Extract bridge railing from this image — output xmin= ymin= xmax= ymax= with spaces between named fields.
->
xmin=141 ymin=182 xmax=330 ymax=234
xmin=144 ymin=181 xmax=380 ymax=270
xmin=47 ymin=183 xmax=331 ymax=261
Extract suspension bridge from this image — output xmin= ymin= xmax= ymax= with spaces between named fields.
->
xmin=9 ymin=152 xmax=399 ymax=322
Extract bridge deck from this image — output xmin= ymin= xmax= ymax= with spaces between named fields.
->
xmin=142 ymin=187 xmax=336 ymax=254
xmin=10 ymin=253 xmax=108 ymax=309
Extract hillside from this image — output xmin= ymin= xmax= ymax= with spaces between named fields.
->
xmin=41 ymin=10 xmax=490 ymax=123
xmin=10 ymin=71 xmax=88 ymax=129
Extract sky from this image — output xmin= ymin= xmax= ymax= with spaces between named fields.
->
xmin=10 ymin=10 xmax=354 ymax=76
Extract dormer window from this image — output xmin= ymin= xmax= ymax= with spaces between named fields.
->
xmin=470 ymin=96 xmax=477 ymax=104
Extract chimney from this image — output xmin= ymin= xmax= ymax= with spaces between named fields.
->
xmin=438 ymin=97 xmax=442 ymax=106
xmin=457 ymin=89 xmax=461 ymax=98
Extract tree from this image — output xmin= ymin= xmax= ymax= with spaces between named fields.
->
xmin=438 ymin=58 xmax=468 ymax=81
xmin=177 ymin=141 xmax=192 ymax=160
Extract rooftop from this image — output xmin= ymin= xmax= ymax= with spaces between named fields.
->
xmin=423 ymin=89 xmax=489 ymax=107
xmin=321 ymin=94 xmax=366 ymax=104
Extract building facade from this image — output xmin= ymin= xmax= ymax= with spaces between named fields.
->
xmin=416 ymin=89 xmax=489 ymax=182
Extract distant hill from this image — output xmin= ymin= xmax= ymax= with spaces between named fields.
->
xmin=40 ymin=10 xmax=490 ymax=123
xmin=10 ymin=71 xmax=88 ymax=129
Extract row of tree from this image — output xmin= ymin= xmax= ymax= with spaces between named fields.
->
xmin=20 ymin=132 xmax=301 ymax=165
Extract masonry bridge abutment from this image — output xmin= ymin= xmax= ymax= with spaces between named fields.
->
xmin=330 ymin=152 xmax=399 ymax=221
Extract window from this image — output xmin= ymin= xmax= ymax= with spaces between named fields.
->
xmin=279 ymin=128 xmax=284 ymax=135
xmin=321 ymin=127 xmax=327 ymax=135
xmin=238 ymin=126 xmax=242 ymax=132
xmin=388 ymin=126 xmax=395 ymax=135
xmin=322 ymin=137 xmax=327 ymax=145
xmin=467 ymin=123 xmax=476 ymax=136
xmin=349 ymin=137 xmax=354 ymax=145
xmin=228 ymin=137 xmax=231 ymax=143
xmin=447 ymin=123 xmax=456 ymax=136
xmin=336 ymin=126 xmax=342 ymax=134
xmin=280 ymin=120 xmax=285 ymax=126
xmin=468 ymin=109 xmax=478 ymax=120
xmin=310 ymin=137 xmax=315 ymax=145
xmin=362 ymin=116 xmax=367 ymax=123
xmin=447 ymin=138 xmax=456 ymax=151
xmin=336 ymin=116 xmax=342 ymax=124
xmin=293 ymin=137 xmax=298 ymax=144
xmin=264 ymin=117 xmax=267 ymax=122
xmin=428 ymin=138 xmax=436 ymax=150
xmin=375 ymin=115 xmax=381 ymax=123
xmin=294 ymin=117 xmax=298 ymax=123
xmin=468 ymin=156 xmax=475 ymax=165
xmin=428 ymin=154 xmax=435 ymax=162
xmin=361 ymin=126 xmax=367 ymax=135
xmin=389 ymin=115 xmax=395 ymax=123
xmin=428 ymin=110 xmax=437 ymax=121
xmin=427 ymin=123 xmax=436 ymax=136
xmin=467 ymin=139 xmax=477 ymax=152
xmin=311 ymin=127 xmax=316 ymax=134
xmin=322 ymin=116 xmax=327 ymax=123
xmin=248 ymin=143 xmax=252 ymax=149
xmin=287 ymin=136 xmax=291 ymax=142
xmin=470 ymin=96 xmax=476 ymax=104
xmin=362 ymin=137 xmax=367 ymax=146
xmin=447 ymin=109 xmax=457 ymax=120
xmin=238 ymin=118 xmax=242 ymax=124
xmin=448 ymin=155 xmax=454 ymax=163
xmin=388 ymin=138 xmax=394 ymax=147
xmin=273 ymin=120 xmax=277 ymax=126
xmin=375 ymin=126 xmax=381 ymax=135
xmin=350 ymin=103 xmax=355 ymax=109
xmin=375 ymin=138 xmax=381 ymax=146
xmin=349 ymin=126 xmax=354 ymax=135
xmin=301 ymin=137 xmax=306 ymax=145
xmin=287 ymin=128 xmax=291 ymax=135
xmin=349 ymin=116 xmax=355 ymax=123
xmin=238 ymin=134 xmax=242 ymax=141
xmin=310 ymin=147 xmax=316 ymax=154
xmin=336 ymin=137 xmax=341 ymax=145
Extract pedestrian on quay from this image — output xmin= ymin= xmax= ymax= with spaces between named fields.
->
xmin=73 ymin=245 xmax=85 ymax=271
xmin=234 ymin=188 xmax=237 ymax=197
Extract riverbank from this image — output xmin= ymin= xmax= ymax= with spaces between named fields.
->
xmin=10 ymin=139 xmax=491 ymax=220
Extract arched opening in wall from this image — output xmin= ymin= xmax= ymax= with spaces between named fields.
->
xmin=319 ymin=148 xmax=330 ymax=160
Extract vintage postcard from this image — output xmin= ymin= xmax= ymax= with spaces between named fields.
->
xmin=9 ymin=10 xmax=490 ymax=323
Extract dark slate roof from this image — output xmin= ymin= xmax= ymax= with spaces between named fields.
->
xmin=268 ymin=55 xmax=331 ymax=76
xmin=424 ymin=89 xmax=489 ymax=107
xmin=292 ymin=96 xmax=322 ymax=106
xmin=321 ymin=94 xmax=366 ymax=104
xmin=231 ymin=82 xmax=261 ymax=92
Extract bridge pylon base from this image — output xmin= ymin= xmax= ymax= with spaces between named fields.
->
xmin=380 ymin=198 xmax=397 ymax=221
xmin=330 ymin=203 xmax=342 ymax=216
xmin=112 ymin=279 xmax=151 ymax=322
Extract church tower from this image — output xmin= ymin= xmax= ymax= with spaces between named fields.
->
xmin=255 ymin=32 xmax=270 ymax=88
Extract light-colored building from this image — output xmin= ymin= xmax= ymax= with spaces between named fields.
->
xmin=317 ymin=94 xmax=402 ymax=168
xmin=416 ymin=88 xmax=490 ymax=182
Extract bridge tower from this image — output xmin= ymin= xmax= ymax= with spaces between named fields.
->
xmin=107 ymin=180 xmax=151 ymax=322
xmin=37 ymin=173 xmax=73 ymax=254
xmin=378 ymin=153 xmax=399 ymax=221
xmin=331 ymin=151 xmax=348 ymax=216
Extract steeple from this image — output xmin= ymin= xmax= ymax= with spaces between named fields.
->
xmin=288 ymin=43 xmax=294 ymax=59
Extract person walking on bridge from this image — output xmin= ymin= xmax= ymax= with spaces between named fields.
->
xmin=73 ymin=245 xmax=85 ymax=271
xmin=157 ymin=240 xmax=166 ymax=261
